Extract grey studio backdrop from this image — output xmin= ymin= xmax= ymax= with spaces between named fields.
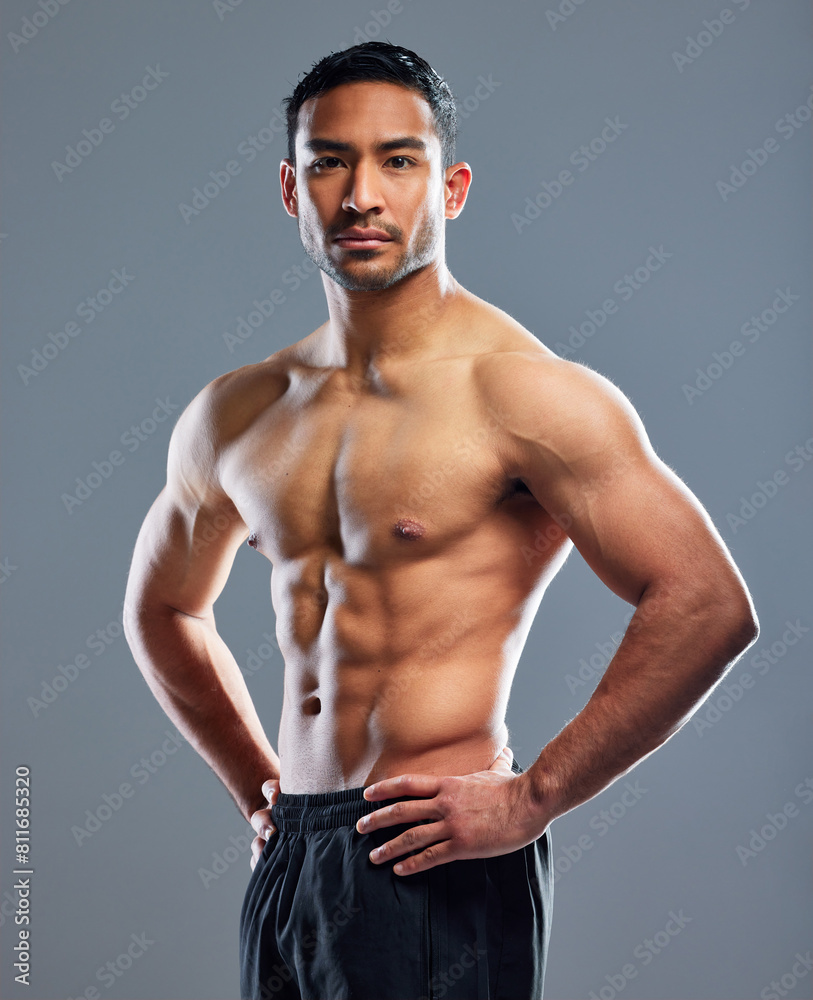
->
xmin=1 ymin=1 xmax=811 ymax=998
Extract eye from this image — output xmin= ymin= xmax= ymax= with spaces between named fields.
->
xmin=313 ymin=156 xmax=343 ymax=169
xmin=388 ymin=156 xmax=412 ymax=169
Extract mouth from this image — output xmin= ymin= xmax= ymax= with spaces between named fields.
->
xmin=334 ymin=228 xmax=394 ymax=250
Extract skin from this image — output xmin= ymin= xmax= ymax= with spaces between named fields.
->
xmin=123 ymin=80 xmax=759 ymax=881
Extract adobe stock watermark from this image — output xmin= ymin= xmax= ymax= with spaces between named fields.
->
xmin=250 ymin=900 xmax=363 ymax=999
xmin=760 ymin=949 xmax=813 ymax=1000
xmin=17 ymin=268 xmax=136 ymax=385
xmin=51 ymin=66 xmax=170 ymax=182
xmin=155 ymin=438 xmax=306 ymax=564
xmin=198 ymin=827 xmax=255 ymax=887
xmin=554 ymin=246 xmax=673 ymax=358
xmin=7 ymin=0 xmax=73 ymax=55
xmin=520 ymin=512 xmax=574 ymax=567
xmin=588 ymin=909 xmax=692 ymax=1000
xmin=418 ymin=939 xmax=489 ymax=1000
xmin=564 ymin=625 xmax=625 ymax=695
xmin=0 ymin=557 xmax=19 ymax=584
xmin=375 ymin=609 xmax=479 ymax=716
xmin=70 ymin=729 xmax=188 ymax=846
xmin=692 ymin=619 xmax=809 ymax=736
xmin=212 ymin=0 xmax=251 ymax=20
xmin=66 ymin=931 xmax=155 ymax=1000
xmin=672 ymin=0 xmax=753 ymax=73
xmin=27 ymin=608 xmax=127 ymax=718
xmin=405 ymin=400 xmax=514 ymax=507
xmin=545 ymin=0 xmax=594 ymax=32
xmin=682 ymin=286 xmax=799 ymax=404
xmin=241 ymin=631 xmax=283 ymax=680
xmin=716 ymin=83 xmax=813 ymax=201
xmin=61 ymin=397 xmax=179 ymax=513
xmin=177 ymin=107 xmax=287 ymax=224
xmin=189 ymin=503 xmax=245 ymax=558
xmin=734 ymin=776 xmax=813 ymax=866
xmin=552 ymin=779 xmax=649 ymax=882
xmin=724 ymin=436 xmax=813 ymax=534
xmin=511 ymin=116 xmax=629 ymax=233
xmin=455 ymin=75 xmax=501 ymax=121
xmin=222 ymin=256 xmax=319 ymax=353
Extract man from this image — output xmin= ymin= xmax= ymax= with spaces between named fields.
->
xmin=123 ymin=41 xmax=759 ymax=1000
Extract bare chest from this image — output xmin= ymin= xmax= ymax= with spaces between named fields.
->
xmin=219 ymin=365 xmax=521 ymax=566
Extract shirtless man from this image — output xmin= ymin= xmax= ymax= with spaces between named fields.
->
xmin=123 ymin=41 xmax=759 ymax=1000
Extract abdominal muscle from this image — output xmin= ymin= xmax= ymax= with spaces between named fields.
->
xmin=277 ymin=670 xmax=512 ymax=795
xmin=273 ymin=559 xmax=529 ymax=794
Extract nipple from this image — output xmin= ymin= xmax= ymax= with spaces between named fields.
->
xmin=393 ymin=517 xmax=426 ymax=540
xmin=247 ymin=532 xmax=259 ymax=549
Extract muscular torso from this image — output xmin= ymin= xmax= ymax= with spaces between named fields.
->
xmin=216 ymin=302 xmax=573 ymax=792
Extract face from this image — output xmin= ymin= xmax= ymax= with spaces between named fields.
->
xmin=281 ymin=81 xmax=470 ymax=292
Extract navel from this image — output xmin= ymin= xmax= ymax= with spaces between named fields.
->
xmin=302 ymin=695 xmax=321 ymax=716
xmin=393 ymin=517 xmax=426 ymax=541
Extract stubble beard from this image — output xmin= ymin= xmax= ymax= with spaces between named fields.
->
xmin=297 ymin=212 xmax=441 ymax=292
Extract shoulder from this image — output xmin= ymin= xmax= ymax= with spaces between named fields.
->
xmin=472 ymin=345 xmax=654 ymax=471
xmin=166 ymin=350 xmax=295 ymax=498
xmin=175 ymin=337 xmax=314 ymax=439
xmin=171 ymin=364 xmax=274 ymax=447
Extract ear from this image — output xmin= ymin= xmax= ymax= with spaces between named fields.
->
xmin=444 ymin=161 xmax=472 ymax=219
xmin=280 ymin=158 xmax=298 ymax=218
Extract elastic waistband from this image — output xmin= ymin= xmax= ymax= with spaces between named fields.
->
xmin=272 ymin=756 xmax=525 ymax=832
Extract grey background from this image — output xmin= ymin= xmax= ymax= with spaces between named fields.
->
xmin=2 ymin=1 xmax=811 ymax=998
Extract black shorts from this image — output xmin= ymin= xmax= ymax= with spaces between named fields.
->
xmin=239 ymin=756 xmax=553 ymax=1000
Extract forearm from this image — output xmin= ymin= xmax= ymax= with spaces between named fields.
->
xmin=525 ymin=584 xmax=758 ymax=825
xmin=123 ymin=604 xmax=280 ymax=822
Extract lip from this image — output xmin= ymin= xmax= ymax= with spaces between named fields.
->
xmin=334 ymin=227 xmax=393 ymax=248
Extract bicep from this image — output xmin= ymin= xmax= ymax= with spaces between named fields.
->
xmin=534 ymin=448 xmax=731 ymax=607
xmin=515 ymin=365 xmax=744 ymax=608
xmin=124 ymin=484 xmax=249 ymax=619
xmin=124 ymin=387 xmax=249 ymax=620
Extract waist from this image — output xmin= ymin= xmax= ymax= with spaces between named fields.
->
xmin=272 ymin=755 xmax=526 ymax=832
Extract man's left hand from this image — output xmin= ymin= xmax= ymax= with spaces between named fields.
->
xmin=356 ymin=747 xmax=548 ymax=876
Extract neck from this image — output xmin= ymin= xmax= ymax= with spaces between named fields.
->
xmin=317 ymin=259 xmax=464 ymax=375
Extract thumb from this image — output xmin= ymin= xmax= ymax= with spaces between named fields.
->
xmin=488 ymin=746 xmax=514 ymax=772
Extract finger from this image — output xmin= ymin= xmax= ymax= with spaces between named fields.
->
xmin=488 ymin=746 xmax=514 ymax=773
xmin=262 ymin=778 xmax=280 ymax=805
xmin=250 ymin=834 xmax=266 ymax=869
xmin=391 ymin=838 xmax=456 ymax=877
xmin=367 ymin=821 xmax=446 ymax=866
xmin=356 ymin=798 xmax=441 ymax=834
xmin=250 ymin=808 xmax=275 ymax=838
xmin=363 ymin=773 xmax=443 ymax=801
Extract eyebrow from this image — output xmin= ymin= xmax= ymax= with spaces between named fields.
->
xmin=303 ymin=136 xmax=428 ymax=154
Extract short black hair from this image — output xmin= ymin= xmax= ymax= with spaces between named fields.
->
xmin=283 ymin=41 xmax=458 ymax=169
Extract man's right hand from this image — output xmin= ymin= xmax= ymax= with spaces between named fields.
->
xmin=249 ymin=778 xmax=280 ymax=870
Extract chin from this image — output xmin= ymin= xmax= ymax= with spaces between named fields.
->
xmin=330 ymin=262 xmax=406 ymax=292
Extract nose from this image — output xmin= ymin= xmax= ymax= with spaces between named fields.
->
xmin=342 ymin=161 xmax=383 ymax=216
